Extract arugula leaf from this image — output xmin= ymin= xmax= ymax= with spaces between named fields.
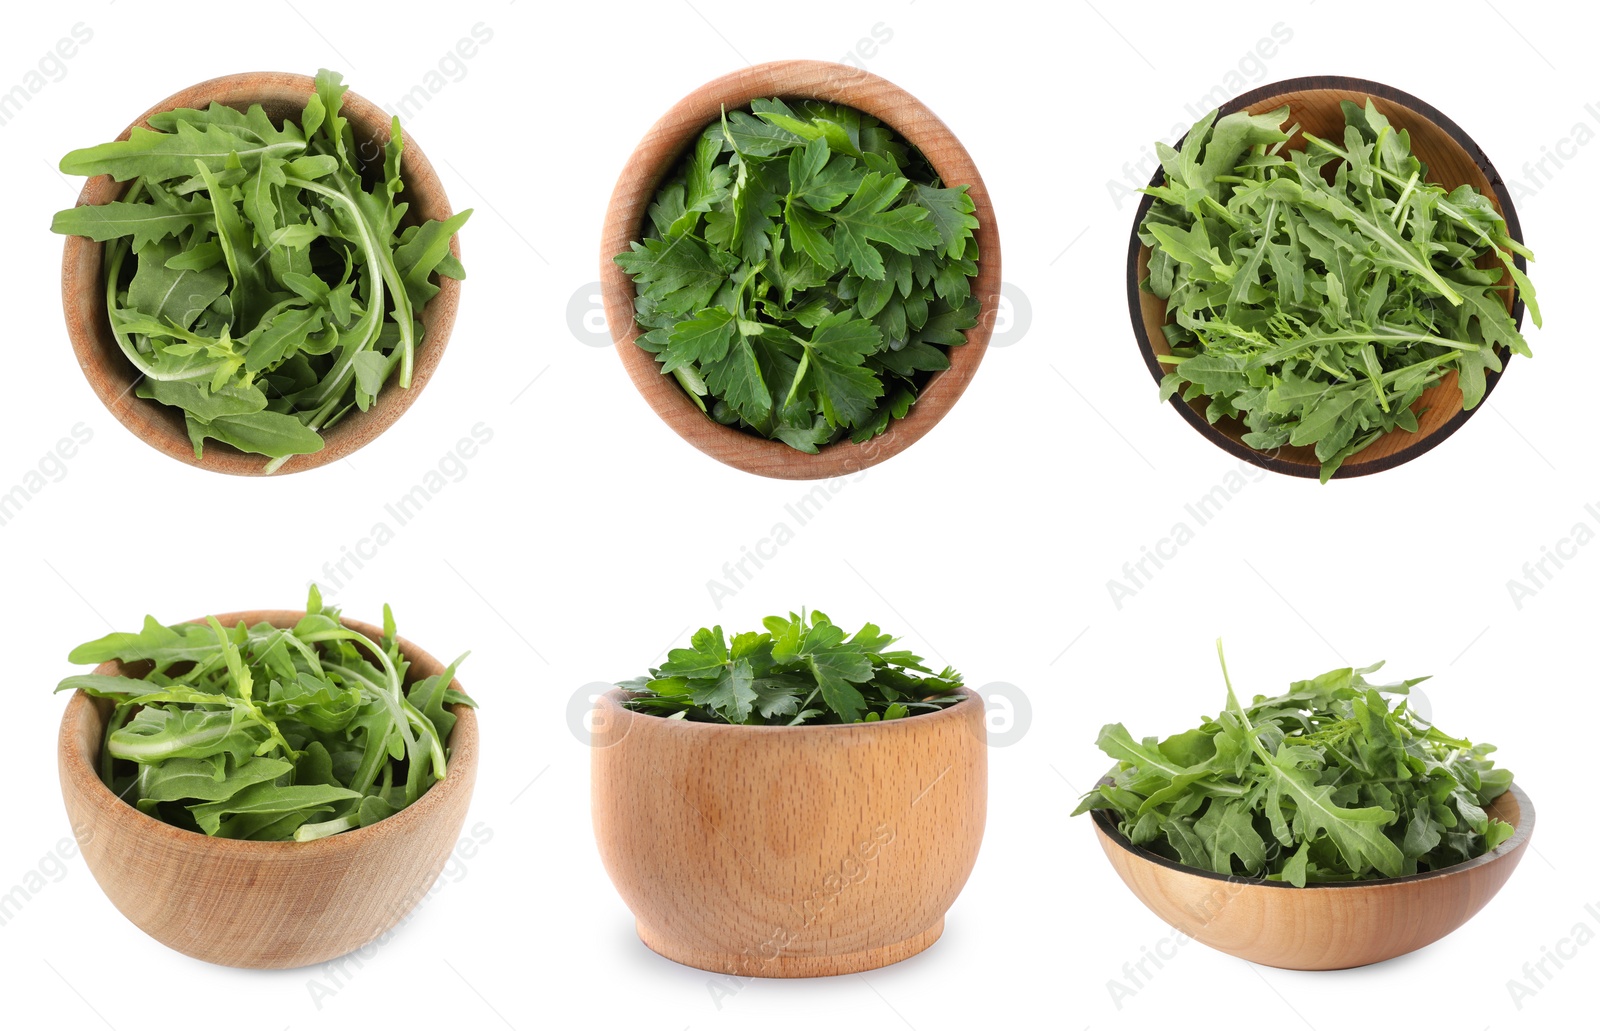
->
xmin=1140 ymin=100 xmax=1539 ymax=481
xmin=59 ymin=121 xmax=307 ymax=182
xmin=137 ymin=756 xmax=295 ymax=804
xmin=50 ymin=188 xmax=216 ymax=247
xmin=51 ymin=70 xmax=471 ymax=471
xmin=190 ymin=782 xmax=362 ymax=837
xmin=1074 ymin=644 xmax=1515 ymax=885
xmin=56 ymin=587 xmax=475 ymax=842
xmin=620 ymin=610 xmax=964 ymax=725
xmin=617 ymin=98 xmax=981 ymax=451
xmin=187 ymin=409 xmax=325 ymax=459
xmin=108 ymin=708 xmax=267 ymax=766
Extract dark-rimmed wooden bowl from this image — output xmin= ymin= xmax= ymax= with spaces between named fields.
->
xmin=1090 ymin=782 xmax=1533 ymax=969
xmin=1128 ymin=75 xmax=1528 ymax=479
xmin=601 ymin=59 xmax=1001 ymax=480
xmin=591 ymin=688 xmax=987 ymax=976
xmin=57 ymin=609 xmax=478 ymax=968
xmin=59 ymin=72 xmax=464 ymax=476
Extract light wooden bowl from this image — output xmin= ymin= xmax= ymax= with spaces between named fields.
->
xmin=601 ymin=60 xmax=1001 ymax=479
xmin=60 ymin=72 xmax=464 ymax=476
xmin=1128 ymin=75 xmax=1529 ymax=479
xmin=591 ymin=689 xmax=987 ymax=976
xmin=1090 ymin=783 xmax=1534 ymax=969
xmin=57 ymin=609 xmax=478 ymax=969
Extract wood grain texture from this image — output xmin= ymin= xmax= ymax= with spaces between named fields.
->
xmin=57 ymin=610 xmax=478 ymax=969
xmin=59 ymin=71 xmax=464 ymax=476
xmin=1091 ymin=783 xmax=1534 ymax=969
xmin=600 ymin=59 xmax=1001 ymax=480
xmin=1127 ymin=75 xmax=1527 ymax=479
xmin=590 ymin=689 xmax=987 ymax=976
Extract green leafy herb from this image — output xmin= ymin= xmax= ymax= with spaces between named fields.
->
xmin=619 ymin=610 xmax=964 ymax=725
xmin=1072 ymin=643 xmax=1515 ymax=886
xmin=1140 ymin=100 xmax=1540 ymax=481
xmin=615 ymin=99 xmax=981 ymax=452
xmin=56 ymin=586 xmax=474 ymax=842
xmin=51 ymin=70 xmax=471 ymax=472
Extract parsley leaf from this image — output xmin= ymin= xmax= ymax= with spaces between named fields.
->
xmin=619 ymin=610 xmax=964 ymax=725
xmin=790 ymin=312 xmax=885 ymax=429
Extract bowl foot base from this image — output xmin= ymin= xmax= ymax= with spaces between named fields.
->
xmin=636 ymin=916 xmax=945 ymax=978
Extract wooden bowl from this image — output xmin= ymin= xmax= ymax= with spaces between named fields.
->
xmin=59 ymin=72 xmax=464 ymax=476
xmin=57 ymin=609 xmax=478 ymax=969
xmin=590 ymin=689 xmax=987 ymax=976
xmin=1090 ymin=783 xmax=1534 ymax=969
xmin=600 ymin=60 xmax=1001 ymax=479
xmin=1127 ymin=75 xmax=1528 ymax=479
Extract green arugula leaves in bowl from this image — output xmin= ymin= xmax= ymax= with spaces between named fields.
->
xmin=615 ymin=99 xmax=982 ymax=453
xmin=52 ymin=69 xmax=470 ymax=473
xmin=1073 ymin=643 xmax=1515 ymax=886
xmin=56 ymin=587 xmax=475 ymax=842
xmin=619 ymin=610 xmax=964 ymax=724
xmin=1136 ymin=95 xmax=1540 ymax=481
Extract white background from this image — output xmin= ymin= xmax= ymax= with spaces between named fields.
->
xmin=0 ymin=0 xmax=1593 ymax=1027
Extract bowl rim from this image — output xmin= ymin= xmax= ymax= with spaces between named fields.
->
xmin=58 ymin=70 xmax=464 ymax=477
xmin=597 ymin=684 xmax=979 ymax=735
xmin=58 ymin=607 xmax=478 ymax=855
xmin=1124 ymin=73 xmax=1528 ymax=480
xmin=600 ymin=57 xmax=1001 ymax=480
xmin=1089 ymin=780 xmax=1534 ymax=890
